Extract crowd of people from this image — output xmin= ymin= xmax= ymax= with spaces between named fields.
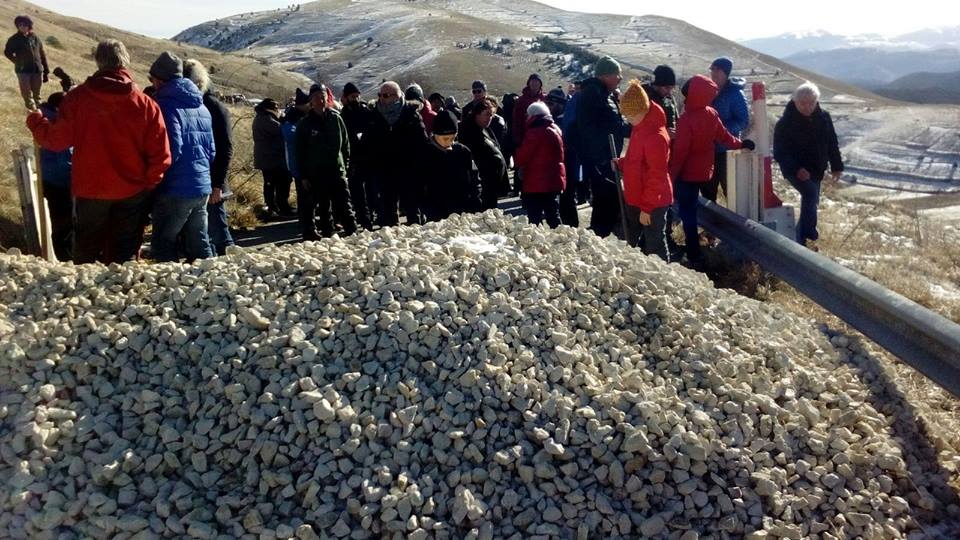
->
xmin=9 ymin=15 xmax=843 ymax=268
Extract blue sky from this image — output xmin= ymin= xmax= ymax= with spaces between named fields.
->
xmin=27 ymin=0 xmax=958 ymax=41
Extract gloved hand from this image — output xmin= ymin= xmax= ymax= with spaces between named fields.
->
xmin=741 ymin=139 xmax=756 ymax=151
xmin=42 ymin=72 xmax=49 ymax=83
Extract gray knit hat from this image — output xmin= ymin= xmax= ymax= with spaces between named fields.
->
xmin=150 ymin=51 xmax=183 ymax=81
xmin=594 ymin=56 xmax=621 ymax=77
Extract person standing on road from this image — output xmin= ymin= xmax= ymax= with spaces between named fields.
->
xmin=774 ymin=81 xmax=844 ymax=250
xmin=4 ymin=15 xmax=49 ymax=110
xmin=576 ymin=56 xmax=632 ymax=238
xmin=295 ymin=83 xmax=358 ymax=239
xmin=149 ymin=51 xmax=216 ymax=263
xmin=515 ymin=102 xmax=565 ymax=228
xmin=253 ymin=98 xmax=295 ymax=218
xmin=708 ymin=56 xmax=750 ymax=201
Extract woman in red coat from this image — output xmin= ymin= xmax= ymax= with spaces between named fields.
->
xmin=615 ymin=80 xmax=673 ymax=260
xmin=515 ymin=102 xmax=566 ymax=228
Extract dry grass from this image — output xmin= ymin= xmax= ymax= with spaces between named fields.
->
xmin=0 ymin=0 xmax=309 ymax=250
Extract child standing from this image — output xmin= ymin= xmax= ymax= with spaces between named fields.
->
xmin=615 ymin=80 xmax=672 ymax=261
xmin=38 ymin=92 xmax=73 ymax=261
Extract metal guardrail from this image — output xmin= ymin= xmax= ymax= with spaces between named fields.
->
xmin=698 ymin=199 xmax=960 ymax=397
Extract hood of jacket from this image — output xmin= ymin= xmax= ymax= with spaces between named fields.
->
xmin=685 ymin=75 xmax=719 ymax=109
xmin=635 ymin=101 xmax=667 ymax=136
xmin=726 ymin=77 xmax=747 ymax=91
xmin=83 ymin=69 xmax=139 ymax=102
xmin=154 ymin=76 xmax=203 ymax=108
xmin=521 ymin=86 xmax=545 ymax=101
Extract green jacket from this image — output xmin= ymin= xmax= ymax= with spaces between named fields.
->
xmin=294 ymin=109 xmax=350 ymax=179
xmin=643 ymin=83 xmax=678 ymax=131
xmin=4 ymin=32 xmax=48 ymax=75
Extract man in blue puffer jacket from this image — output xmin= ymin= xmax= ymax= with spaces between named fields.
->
xmin=149 ymin=51 xmax=216 ymax=262
xmin=708 ymin=56 xmax=750 ymax=201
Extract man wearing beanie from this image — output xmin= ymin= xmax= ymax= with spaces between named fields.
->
xmin=643 ymin=65 xmax=678 ymax=134
xmin=5 ymin=15 xmax=49 ymax=110
xmin=149 ymin=51 xmax=217 ymax=263
xmin=339 ymin=82 xmax=375 ymax=228
xmin=420 ymin=110 xmax=482 ymax=222
xmin=294 ymin=83 xmax=358 ymax=239
xmin=708 ymin=56 xmax=750 ymax=201
xmin=614 ymin=80 xmax=673 ymax=260
xmin=576 ymin=55 xmax=631 ymax=238
xmin=515 ymin=102 xmax=566 ymax=228
xmin=27 ymin=39 xmax=171 ymax=264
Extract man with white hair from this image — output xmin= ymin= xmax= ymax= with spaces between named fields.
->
xmin=361 ymin=81 xmax=429 ymax=226
xmin=773 ymin=81 xmax=844 ymax=249
xmin=27 ymin=39 xmax=171 ymax=264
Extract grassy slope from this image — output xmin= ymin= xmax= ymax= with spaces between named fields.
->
xmin=0 ymin=0 xmax=311 ymax=249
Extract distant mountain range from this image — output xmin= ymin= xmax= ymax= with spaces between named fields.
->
xmin=742 ymin=27 xmax=960 ymax=103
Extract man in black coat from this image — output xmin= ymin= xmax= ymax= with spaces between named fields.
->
xmin=340 ymin=82 xmax=374 ymax=229
xmin=4 ymin=15 xmax=49 ymax=110
xmin=362 ymin=81 xmax=429 ymax=226
xmin=575 ymin=56 xmax=631 ymax=238
xmin=774 ymin=82 xmax=844 ymax=248
xmin=459 ymin=99 xmax=508 ymax=210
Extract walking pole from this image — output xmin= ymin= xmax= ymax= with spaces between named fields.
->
xmin=608 ymin=134 xmax=629 ymax=239
xmin=33 ymin=145 xmax=50 ymax=260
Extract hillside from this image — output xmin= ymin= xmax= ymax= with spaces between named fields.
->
xmin=0 ymin=0 xmax=311 ymax=249
xmin=876 ymin=70 xmax=960 ymax=105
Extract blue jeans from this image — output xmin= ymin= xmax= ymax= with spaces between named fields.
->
xmin=674 ymin=180 xmax=710 ymax=264
xmin=207 ymin=201 xmax=234 ymax=256
xmin=785 ymin=176 xmax=821 ymax=244
xmin=152 ymin=194 xmax=213 ymax=262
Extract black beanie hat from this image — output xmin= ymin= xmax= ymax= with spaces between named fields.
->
xmin=342 ymin=82 xmax=360 ymax=98
xmin=653 ymin=65 xmax=676 ymax=87
xmin=472 ymin=80 xmax=486 ymax=91
xmin=294 ymin=88 xmax=310 ymax=106
xmin=432 ymin=110 xmax=459 ymax=136
xmin=546 ymin=87 xmax=566 ymax=105
xmin=527 ymin=73 xmax=543 ymax=87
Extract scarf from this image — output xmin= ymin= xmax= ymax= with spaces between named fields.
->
xmin=378 ymin=97 xmax=405 ymax=126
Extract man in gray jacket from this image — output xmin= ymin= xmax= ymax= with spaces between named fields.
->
xmin=4 ymin=15 xmax=49 ymax=110
xmin=253 ymin=98 xmax=295 ymax=218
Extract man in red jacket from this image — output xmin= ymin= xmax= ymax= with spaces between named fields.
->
xmin=27 ymin=39 xmax=171 ymax=264
xmin=669 ymin=74 xmax=754 ymax=270
xmin=615 ymin=80 xmax=672 ymax=261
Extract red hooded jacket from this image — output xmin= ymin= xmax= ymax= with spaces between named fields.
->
xmin=621 ymin=102 xmax=672 ymax=212
xmin=669 ymin=75 xmax=742 ymax=183
xmin=515 ymin=116 xmax=566 ymax=194
xmin=27 ymin=68 xmax=171 ymax=200
xmin=420 ymin=100 xmax=438 ymax=135
xmin=512 ymin=86 xmax=545 ymax=146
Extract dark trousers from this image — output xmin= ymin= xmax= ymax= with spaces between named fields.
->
xmin=786 ymin=175 xmax=822 ymax=245
xmin=73 ymin=190 xmax=151 ymax=264
xmin=261 ymin=167 xmax=293 ymax=213
xmin=43 ymin=183 xmax=73 ymax=261
xmin=151 ymin=194 xmax=213 ymax=262
xmin=584 ymin=160 xmax=621 ymax=238
xmin=480 ymin=174 xmax=500 ymax=211
xmin=207 ymin=200 xmax=234 ymax=256
xmin=674 ymin=180 xmax=714 ymax=264
xmin=522 ymin=192 xmax=561 ymax=228
xmin=559 ymin=180 xmax=579 ymax=227
xmin=624 ymin=205 xmax=670 ymax=262
xmin=303 ymin=174 xmax=357 ymax=237
xmin=348 ymin=167 xmax=372 ymax=229
xmin=377 ymin=174 xmax=422 ymax=226
xmin=17 ymin=73 xmax=42 ymax=110
xmin=703 ymin=151 xmax=728 ymax=202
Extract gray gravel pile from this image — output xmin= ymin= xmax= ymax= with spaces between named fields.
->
xmin=0 ymin=211 xmax=945 ymax=539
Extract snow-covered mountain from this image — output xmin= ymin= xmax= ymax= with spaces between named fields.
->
xmin=741 ymin=26 xmax=960 ymax=58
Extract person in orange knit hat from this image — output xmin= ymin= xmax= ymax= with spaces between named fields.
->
xmin=614 ymin=80 xmax=673 ymax=261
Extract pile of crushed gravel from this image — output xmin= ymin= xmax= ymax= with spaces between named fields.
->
xmin=0 ymin=211 xmax=954 ymax=539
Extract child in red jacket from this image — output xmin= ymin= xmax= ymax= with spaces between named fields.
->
xmin=515 ymin=102 xmax=566 ymax=228
xmin=669 ymin=74 xmax=754 ymax=269
xmin=614 ymin=80 xmax=672 ymax=261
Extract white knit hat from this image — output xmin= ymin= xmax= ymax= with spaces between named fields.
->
xmin=527 ymin=101 xmax=551 ymax=118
